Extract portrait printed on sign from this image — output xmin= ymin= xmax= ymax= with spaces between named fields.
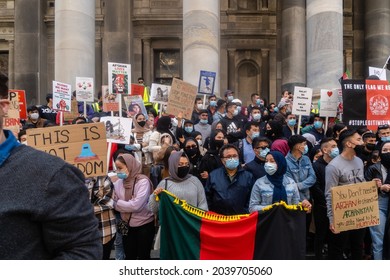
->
xmin=100 ymin=116 xmax=133 ymax=144
xmin=108 ymin=63 xmax=131 ymax=95
xmin=150 ymin=83 xmax=170 ymax=103
xmin=102 ymin=85 xmax=120 ymax=112
xmin=124 ymin=95 xmax=148 ymax=119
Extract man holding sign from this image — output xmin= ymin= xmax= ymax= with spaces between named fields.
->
xmin=325 ymin=129 xmax=378 ymax=260
xmin=0 ymin=73 xmax=102 ymax=259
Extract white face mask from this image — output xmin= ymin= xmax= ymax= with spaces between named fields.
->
xmin=30 ymin=113 xmax=39 ymax=120
xmin=21 ymin=140 xmax=27 ymax=145
xmin=197 ymin=104 xmax=203 ymax=110
xmin=197 ymin=139 xmax=203 ymax=147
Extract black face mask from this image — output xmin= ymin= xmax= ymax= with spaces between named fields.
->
xmin=185 ymin=147 xmax=198 ymax=158
xmin=177 ymin=166 xmax=190 ymax=178
xmin=265 ymin=129 xmax=273 ymax=137
xmin=138 ymin=120 xmax=146 ymax=127
xmin=366 ymin=143 xmax=376 ymax=151
xmin=354 ymin=145 xmax=364 ymax=154
xmin=214 ymin=139 xmax=224 ymax=150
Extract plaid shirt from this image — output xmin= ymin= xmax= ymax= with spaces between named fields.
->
xmin=86 ymin=176 xmax=116 ymax=244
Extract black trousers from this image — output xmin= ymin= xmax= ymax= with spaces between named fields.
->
xmin=313 ymin=204 xmax=329 ymax=259
xmin=328 ymin=228 xmax=365 ymax=260
xmin=122 ymin=221 xmax=155 ymax=260
xmin=102 ymin=235 xmax=116 ymax=260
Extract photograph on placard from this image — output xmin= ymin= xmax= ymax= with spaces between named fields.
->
xmin=100 ymin=116 xmax=132 ymax=144
xmin=53 ymin=81 xmax=72 ymax=112
xmin=108 ymin=62 xmax=131 ymax=95
xmin=123 ymin=95 xmax=148 ymax=119
xmin=75 ymin=77 xmax=94 ymax=102
xmin=102 ymin=85 xmax=120 ymax=112
xmin=198 ymin=70 xmax=216 ymax=95
xmin=150 ymin=83 xmax=170 ymax=103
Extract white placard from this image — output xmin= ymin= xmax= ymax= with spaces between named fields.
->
xmin=319 ymin=89 xmax=339 ymax=117
xmin=108 ymin=62 xmax=131 ymax=95
xmin=100 ymin=116 xmax=132 ymax=144
xmin=369 ymin=66 xmax=387 ymax=81
xmin=53 ymin=81 xmax=72 ymax=112
xmin=75 ymin=77 xmax=94 ymax=102
xmin=150 ymin=83 xmax=171 ymax=103
xmin=292 ymin=86 xmax=313 ymax=116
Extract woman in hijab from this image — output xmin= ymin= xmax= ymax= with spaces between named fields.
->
xmin=176 ymin=119 xmax=195 ymax=146
xmin=183 ymin=137 xmax=202 ymax=179
xmin=191 ymin=131 xmax=207 ymax=156
xmin=149 ymin=116 xmax=178 ymax=162
xmin=113 ymin=154 xmax=155 ymax=260
xmin=148 ymin=150 xmax=208 ymax=213
xmin=249 ymin=150 xmax=311 ymax=213
xmin=267 ymin=120 xmax=290 ymax=156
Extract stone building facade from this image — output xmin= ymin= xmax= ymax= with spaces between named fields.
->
xmin=0 ymin=0 xmax=389 ymax=107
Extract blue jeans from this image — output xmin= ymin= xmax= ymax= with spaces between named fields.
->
xmin=369 ymin=193 xmax=389 ymax=260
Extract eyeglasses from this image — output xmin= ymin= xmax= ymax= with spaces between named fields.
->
xmin=185 ymin=145 xmax=197 ymax=149
xmin=223 ymin=155 xmax=239 ymax=160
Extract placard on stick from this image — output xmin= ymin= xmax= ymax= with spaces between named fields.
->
xmin=166 ymin=78 xmax=197 ymax=120
xmin=292 ymin=86 xmax=313 ymax=116
xmin=3 ymin=91 xmax=21 ymax=133
xmin=331 ymin=181 xmax=379 ymax=232
xmin=26 ymin=123 xmax=107 ymax=177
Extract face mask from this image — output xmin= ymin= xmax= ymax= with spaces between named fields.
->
xmin=125 ymin=144 xmax=136 ymax=151
xmin=30 ymin=113 xmax=39 ymax=120
xmin=381 ymin=153 xmax=390 ymax=166
xmin=260 ymin=101 xmax=265 ymax=106
xmin=185 ymin=147 xmax=198 ymax=157
xmin=227 ymin=96 xmax=234 ymax=101
xmin=171 ymin=118 xmax=178 ymax=127
xmin=197 ymin=104 xmax=203 ymax=110
xmin=273 ymin=107 xmax=279 ymax=113
xmin=184 ymin=126 xmax=193 ymax=133
xmin=251 ymin=132 xmax=260 ymax=140
xmin=210 ymin=100 xmax=217 ymax=107
xmin=366 ymin=143 xmax=376 ymax=151
xmin=381 ymin=136 xmax=390 ymax=142
xmin=329 ymin=147 xmax=339 ymax=159
xmin=314 ymin=121 xmax=323 ymax=129
xmin=200 ymin=119 xmax=208 ymax=125
xmin=214 ymin=139 xmax=224 ymax=150
xmin=117 ymin=172 xmax=128 ymax=180
xmin=259 ymin=147 xmax=270 ymax=159
xmin=303 ymin=145 xmax=309 ymax=155
xmin=138 ymin=120 xmax=146 ymax=127
xmin=197 ymin=139 xmax=203 ymax=147
xmin=265 ymin=129 xmax=273 ymax=137
xmin=225 ymin=158 xmax=239 ymax=170
xmin=256 ymin=99 xmax=261 ymax=105
xmin=264 ymin=162 xmax=277 ymax=176
xmin=353 ymin=144 xmax=364 ymax=154
xmin=233 ymin=109 xmax=239 ymax=116
xmin=21 ymin=141 xmax=27 ymax=145
xmin=236 ymin=106 xmax=242 ymax=113
xmin=252 ymin=113 xmax=261 ymax=121
xmin=288 ymin=119 xmax=296 ymax=127
xmin=177 ymin=166 xmax=190 ymax=178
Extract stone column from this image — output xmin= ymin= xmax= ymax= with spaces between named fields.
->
xmin=365 ymin=0 xmax=390 ymax=76
xmin=306 ymin=0 xmax=343 ymax=91
xmin=281 ymin=0 xmax=306 ymax=94
xmin=8 ymin=40 xmax=14 ymax=88
xmin=261 ymin=49 xmax=270 ymax=103
xmin=183 ymin=0 xmax=220 ymax=95
xmin=142 ymin=39 xmax=152 ymax=85
xmin=353 ymin=0 xmax=365 ymax=79
xmin=55 ymin=0 xmax=95 ymax=87
xmin=227 ymin=49 xmax=235 ymax=91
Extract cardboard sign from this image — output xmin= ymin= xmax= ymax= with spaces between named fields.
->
xmin=53 ymin=81 xmax=72 ymax=112
xmin=26 ymin=123 xmax=107 ymax=177
xmin=100 ymin=116 xmax=133 ymax=144
xmin=150 ymin=83 xmax=170 ymax=103
xmin=63 ymin=99 xmax=80 ymax=122
xmin=3 ymin=91 xmax=21 ymax=133
xmin=319 ymin=89 xmax=339 ymax=117
xmin=167 ymin=78 xmax=197 ymax=120
xmin=292 ymin=86 xmax=313 ymax=115
xmin=130 ymin=84 xmax=145 ymax=96
xmin=198 ymin=70 xmax=216 ymax=95
xmin=75 ymin=77 xmax=94 ymax=102
xmin=102 ymin=85 xmax=120 ymax=112
xmin=331 ymin=181 xmax=379 ymax=232
xmin=108 ymin=62 xmax=131 ymax=95
xmin=9 ymin=90 xmax=27 ymax=120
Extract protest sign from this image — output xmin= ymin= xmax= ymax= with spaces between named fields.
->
xmin=130 ymin=84 xmax=145 ymax=96
xmin=100 ymin=116 xmax=133 ymax=144
xmin=102 ymin=85 xmax=120 ymax=112
xmin=369 ymin=66 xmax=387 ymax=81
xmin=123 ymin=95 xmax=148 ymax=119
xmin=167 ymin=78 xmax=197 ymax=120
xmin=342 ymin=79 xmax=390 ymax=130
xmin=150 ymin=83 xmax=170 ymax=103
xmin=9 ymin=90 xmax=27 ymax=120
xmin=319 ymin=89 xmax=339 ymax=117
xmin=292 ymin=86 xmax=312 ymax=115
xmin=63 ymin=99 xmax=80 ymax=122
xmin=108 ymin=62 xmax=131 ymax=95
xmin=3 ymin=90 xmax=21 ymax=133
xmin=53 ymin=81 xmax=72 ymax=112
xmin=26 ymin=123 xmax=107 ymax=177
xmin=198 ymin=70 xmax=216 ymax=95
xmin=75 ymin=77 xmax=94 ymax=102
xmin=331 ymin=181 xmax=379 ymax=232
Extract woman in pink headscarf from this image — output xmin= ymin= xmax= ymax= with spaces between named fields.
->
xmin=114 ymin=153 xmax=155 ymax=260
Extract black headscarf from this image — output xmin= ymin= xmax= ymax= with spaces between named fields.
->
xmin=183 ymin=137 xmax=201 ymax=165
xmin=266 ymin=151 xmax=288 ymax=203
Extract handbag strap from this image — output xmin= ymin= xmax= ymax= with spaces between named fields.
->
xmin=124 ymin=177 xmax=137 ymax=223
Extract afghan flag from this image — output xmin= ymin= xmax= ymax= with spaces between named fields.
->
xmin=157 ymin=191 xmax=306 ymax=260
xmin=342 ymin=79 xmax=390 ymax=130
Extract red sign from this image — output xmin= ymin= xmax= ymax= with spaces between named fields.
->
xmin=9 ymin=90 xmax=27 ymax=120
xmin=130 ymin=84 xmax=145 ymax=96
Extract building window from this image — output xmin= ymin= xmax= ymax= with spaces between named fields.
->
xmin=154 ymin=49 xmax=180 ymax=85
xmin=0 ymin=52 xmax=8 ymax=76
xmin=237 ymin=0 xmax=258 ymax=10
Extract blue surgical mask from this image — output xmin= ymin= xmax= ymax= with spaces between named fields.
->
xmin=225 ymin=158 xmax=239 ymax=170
xmin=330 ymin=147 xmax=339 ymax=159
xmin=382 ymin=136 xmax=390 ymax=142
xmin=251 ymin=132 xmax=260 ymax=140
xmin=314 ymin=121 xmax=323 ymax=129
xmin=210 ymin=100 xmax=217 ymax=107
xmin=184 ymin=126 xmax=193 ymax=133
xmin=273 ymin=107 xmax=279 ymax=113
xmin=236 ymin=106 xmax=242 ymax=113
xmin=256 ymin=99 xmax=261 ymax=105
xmin=233 ymin=109 xmax=239 ymax=116
xmin=200 ymin=119 xmax=208 ymax=125
xmin=259 ymin=147 xmax=270 ymax=158
xmin=264 ymin=162 xmax=277 ymax=175
xmin=117 ymin=172 xmax=128 ymax=180
xmin=228 ymin=96 xmax=234 ymax=101
xmin=303 ymin=145 xmax=309 ymax=155
xmin=125 ymin=144 xmax=136 ymax=151
xmin=288 ymin=119 xmax=296 ymax=127
xmin=253 ymin=113 xmax=261 ymax=121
